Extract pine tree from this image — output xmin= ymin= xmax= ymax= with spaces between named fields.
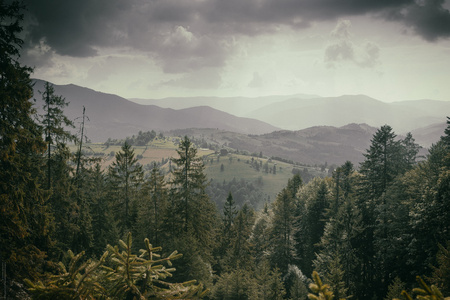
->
xmin=384 ymin=277 xmax=405 ymax=300
xmin=223 ymin=192 xmax=238 ymax=247
xmin=251 ymin=210 xmax=270 ymax=265
xmin=39 ymin=82 xmax=75 ymax=190
xmin=268 ymin=268 xmax=287 ymax=300
xmin=108 ymin=142 xmax=144 ymax=233
xmin=324 ymin=254 xmax=348 ymax=300
xmin=25 ymin=233 xmax=209 ymax=299
xmin=86 ymin=163 xmax=118 ymax=256
xmin=431 ymin=242 xmax=450 ymax=295
xmin=442 ymin=116 xmax=450 ymax=148
xmin=170 ymin=136 xmax=218 ymax=249
xmin=359 ymin=125 xmax=404 ymax=200
xmin=0 ymin=0 xmax=52 ymax=281
xmin=355 ymin=125 xmax=412 ymax=298
xmin=168 ymin=136 xmax=219 ymax=286
xmin=270 ymin=187 xmax=297 ymax=272
xmin=231 ymin=204 xmax=255 ymax=268
xmin=135 ymin=164 xmax=167 ymax=248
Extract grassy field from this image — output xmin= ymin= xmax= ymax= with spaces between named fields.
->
xmin=203 ymin=153 xmax=299 ymax=201
xmin=70 ymin=137 xmax=326 ymax=206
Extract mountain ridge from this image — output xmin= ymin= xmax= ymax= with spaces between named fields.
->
xmin=31 ymin=79 xmax=279 ymax=142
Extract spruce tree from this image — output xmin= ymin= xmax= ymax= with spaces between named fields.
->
xmin=355 ymin=125 xmax=412 ymax=298
xmin=270 ymin=187 xmax=297 ymax=272
xmin=170 ymin=136 xmax=217 ymax=248
xmin=168 ymin=136 xmax=219 ymax=286
xmin=39 ymin=82 xmax=75 ymax=190
xmin=0 ymin=0 xmax=52 ymax=280
xmin=251 ymin=209 xmax=270 ymax=265
xmin=223 ymin=191 xmax=238 ymax=247
xmin=442 ymin=116 xmax=450 ymax=148
xmin=86 ymin=163 xmax=118 ymax=256
xmin=108 ymin=142 xmax=144 ymax=234
xmin=231 ymin=204 xmax=255 ymax=268
xmin=135 ymin=164 xmax=167 ymax=248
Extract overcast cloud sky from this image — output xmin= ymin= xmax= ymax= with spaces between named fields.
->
xmin=20 ymin=0 xmax=450 ymax=102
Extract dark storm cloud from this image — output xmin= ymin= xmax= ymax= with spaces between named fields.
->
xmin=24 ymin=0 xmax=132 ymax=57
xmin=22 ymin=0 xmax=450 ymax=71
xmin=392 ymin=0 xmax=450 ymax=41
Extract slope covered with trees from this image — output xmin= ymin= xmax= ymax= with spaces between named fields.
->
xmin=1 ymin=2 xmax=450 ymax=299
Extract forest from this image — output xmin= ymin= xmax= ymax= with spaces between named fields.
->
xmin=2 ymin=1 xmax=450 ymax=299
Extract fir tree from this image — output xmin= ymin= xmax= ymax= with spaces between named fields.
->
xmin=0 ymin=0 xmax=52 ymax=280
xmin=135 ymin=164 xmax=167 ymax=248
xmin=168 ymin=136 xmax=219 ymax=286
xmin=270 ymin=187 xmax=297 ymax=272
xmin=39 ymin=82 xmax=75 ymax=190
xmin=108 ymin=142 xmax=144 ymax=234
xmin=170 ymin=136 xmax=218 ymax=250
xmin=384 ymin=277 xmax=405 ymax=300
xmin=223 ymin=192 xmax=238 ymax=247
xmin=87 ymin=163 xmax=118 ymax=256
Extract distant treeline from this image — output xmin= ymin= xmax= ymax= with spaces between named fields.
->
xmin=104 ymin=130 xmax=163 ymax=146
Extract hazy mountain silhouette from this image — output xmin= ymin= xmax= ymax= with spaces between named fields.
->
xmin=129 ymin=93 xmax=318 ymax=117
xmin=245 ymin=95 xmax=450 ymax=133
xmin=131 ymin=94 xmax=449 ymax=134
xmin=31 ymin=80 xmax=279 ymax=142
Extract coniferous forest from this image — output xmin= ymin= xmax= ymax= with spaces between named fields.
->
xmin=2 ymin=1 xmax=450 ymax=299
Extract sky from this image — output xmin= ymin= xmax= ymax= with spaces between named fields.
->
xmin=19 ymin=0 xmax=450 ymax=102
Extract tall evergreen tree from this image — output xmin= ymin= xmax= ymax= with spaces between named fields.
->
xmin=294 ymin=178 xmax=331 ymax=276
xmin=270 ymin=187 xmax=297 ymax=272
xmin=108 ymin=142 xmax=144 ymax=234
xmin=231 ymin=204 xmax=255 ymax=268
xmin=168 ymin=136 xmax=219 ymax=286
xmin=223 ymin=191 xmax=238 ymax=247
xmin=135 ymin=164 xmax=167 ymax=248
xmin=39 ymin=82 xmax=75 ymax=190
xmin=0 ymin=0 xmax=53 ymax=281
xmin=251 ymin=209 xmax=271 ymax=265
xmin=355 ymin=125 xmax=417 ymax=298
xmin=442 ymin=116 xmax=450 ymax=147
xmin=170 ymin=136 xmax=217 ymax=248
xmin=359 ymin=125 xmax=404 ymax=200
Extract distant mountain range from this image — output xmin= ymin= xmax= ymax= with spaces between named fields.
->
xmin=129 ymin=93 xmax=318 ymax=117
xmin=133 ymin=94 xmax=449 ymax=134
xmin=31 ymin=80 xmax=279 ymax=142
xmin=32 ymin=80 xmax=447 ymax=150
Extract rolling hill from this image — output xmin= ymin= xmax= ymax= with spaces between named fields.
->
xmin=169 ymin=123 xmax=380 ymax=166
xmin=245 ymin=95 xmax=450 ymax=133
xmin=129 ymin=93 xmax=318 ymax=117
xmin=31 ymin=80 xmax=279 ymax=142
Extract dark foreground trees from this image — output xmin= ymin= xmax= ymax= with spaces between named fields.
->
xmin=25 ymin=233 xmax=208 ymax=299
xmin=1 ymin=4 xmax=450 ymax=295
xmin=0 ymin=0 xmax=52 ymax=281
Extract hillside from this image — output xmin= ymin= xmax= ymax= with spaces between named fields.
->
xmin=245 ymin=95 xmax=450 ymax=133
xmin=31 ymin=80 xmax=279 ymax=142
xmin=169 ymin=123 xmax=380 ymax=166
xmin=70 ymin=137 xmax=326 ymax=208
xmin=129 ymin=93 xmax=318 ymax=117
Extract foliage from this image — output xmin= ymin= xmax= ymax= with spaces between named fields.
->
xmin=108 ymin=142 xmax=144 ymax=233
xmin=0 ymin=0 xmax=52 ymax=281
xmin=431 ymin=242 xmax=450 ymax=295
xmin=397 ymin=276 xmax=449 ymax=300
xmin=308 ymin=271 xmax=335 ymax=300
xmin=25 ymin=233 xmax=208 ymax=299
xmin=384 ymin=277 xmax=406 ymax=300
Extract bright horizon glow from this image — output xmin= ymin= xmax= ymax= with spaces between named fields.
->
xmin=22 ymin=1 xmax=450 ymax=103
